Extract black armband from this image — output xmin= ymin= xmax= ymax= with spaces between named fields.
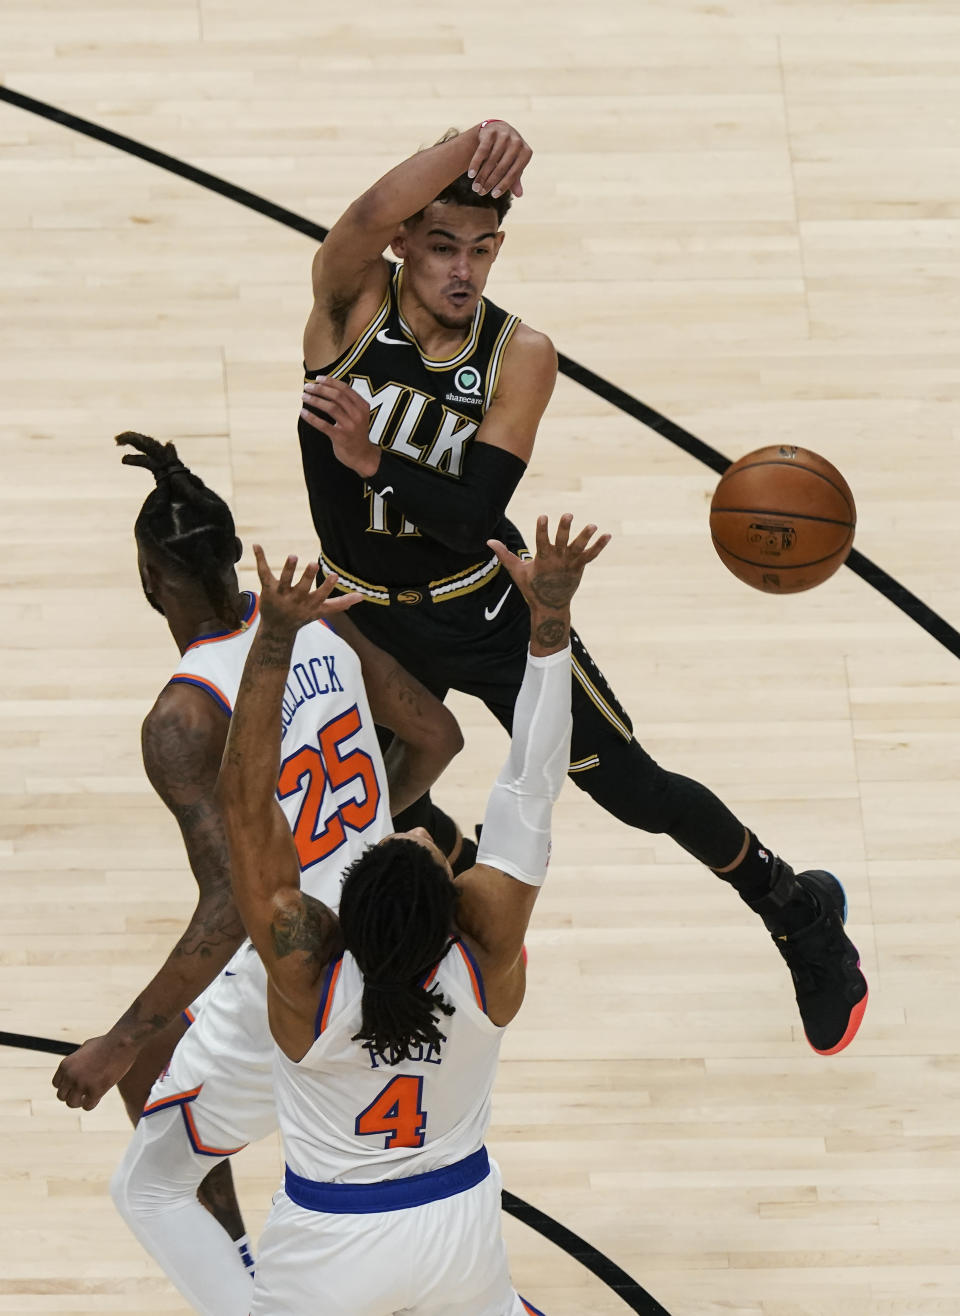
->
xmin=368 ymin=443 xmax=527 ymax=555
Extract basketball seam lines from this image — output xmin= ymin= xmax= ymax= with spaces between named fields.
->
xmin=710 ymin=509 xmax=854 ymax=527
xmin=716 ymin=460 xmax=854 ymax=505
xmin=710 ymin=530 xmax=855 ymax=570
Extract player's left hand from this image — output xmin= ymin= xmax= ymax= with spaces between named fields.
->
xmin=301 ymin=378 xmax=381 ymax=479
xmin=254 ymin=545 xmax=362 ymax=638
xmin=52 ymin=1033 xmax=137 ymax=1111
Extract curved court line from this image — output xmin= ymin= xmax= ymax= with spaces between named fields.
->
xmin=0 ymin=1030 xmax=671 ymax=1314
xmin=1 ymin=84 xmax=959 ymax=660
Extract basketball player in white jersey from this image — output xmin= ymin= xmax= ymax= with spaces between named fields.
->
xmin=52 ymin=432 xmax=463 ymax=1315
xmin=217 ymin=512 xmax=609 ymax=1315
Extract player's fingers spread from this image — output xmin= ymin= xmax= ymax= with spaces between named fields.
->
xmin=533 ymin=514 xmax=550 ymax=555
xmin=326 ymin=591 xmax=363 ymax=612
xmin=555 ymin=513 xmax=573 ymax=552
xmin=568 ymin=522 xmax=597 ymax=555
xmin=582 ymin=531 xmax=612 ymax=563
xmin=313 ymin=571 xmax=338 ymax=602
xmin=298 ymin=560 xmax=320 ymax=593
xmin=252 ymin=543 xmax=274 ymax=587
xmin=487 ymin=538 xmax=517 ymax=572
xmin=278 ymin=554 xmax=298 ymax=590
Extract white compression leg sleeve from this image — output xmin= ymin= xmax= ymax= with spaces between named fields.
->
xmin=476 ymin=645 xmax=572 ymax=886
xmin=110 ymin=1109 xmax=254 ymax=1316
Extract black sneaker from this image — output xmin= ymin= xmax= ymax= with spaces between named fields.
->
xmin=771 ymin=869 xmax=868 ymax=1054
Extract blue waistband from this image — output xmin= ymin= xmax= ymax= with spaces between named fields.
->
xmin=284 ymin=1145 xmax=490 ymax=1215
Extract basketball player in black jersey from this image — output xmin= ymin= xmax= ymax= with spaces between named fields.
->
xmin=296 ymin=119 xmax=868 ymax=1056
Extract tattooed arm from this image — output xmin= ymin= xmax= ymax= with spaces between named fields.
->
xmin=53 ymin=684 xmax=246 ymax=1110
xmin=328 ymin=613 xmax=463 ymax=816
xmin=216 ymin=551 xmax=357 ymax=1060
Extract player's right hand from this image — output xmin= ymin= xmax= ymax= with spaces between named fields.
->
xmin=52 ymin=1033 xmax=137 ymax=1111
xmin=488 ymin=514 xmax=611 ymax=614
xmin=254 ymin=545 xmax=363 ymax=637
xmin=467 ymin=121 xmax=532 ymax=199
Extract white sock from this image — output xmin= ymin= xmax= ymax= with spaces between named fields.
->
xmin=235 ymin=1232 xmax=256 ymax=1276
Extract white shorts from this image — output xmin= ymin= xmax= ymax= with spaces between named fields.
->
xmin=250 ymin=1155 xmax=541 ymax=1316
xmin=142 ymin=941 xmax=277 ymax=1154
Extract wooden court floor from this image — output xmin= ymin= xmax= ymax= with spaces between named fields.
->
xmin=2 ymin=2 xmax=960 ymax=1312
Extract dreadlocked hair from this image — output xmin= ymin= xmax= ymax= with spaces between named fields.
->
xmin=116 ymin=431 xmax=241 ymax=626
xmin=338 ymin=837 xmax=459 ymax=1064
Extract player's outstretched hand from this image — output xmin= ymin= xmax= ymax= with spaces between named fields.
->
xmin=467 ymin=120 xmax=532 ymax=199
xmin=254 ymin=544 xmax=362 ymax=637
xmin=488 ymin=513 xmax=610 ymax=615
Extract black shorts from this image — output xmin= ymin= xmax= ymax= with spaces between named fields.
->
xmin=351 ymin=561 xmax=639 ymax=791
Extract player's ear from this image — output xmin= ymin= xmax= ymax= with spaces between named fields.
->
xmin=233 ymin=536 xmax=243 ymax=563
xmin=491 ymin=230 xmax=506 ymax=262
xmin=389 ymin=225 xmax=409 ymax=260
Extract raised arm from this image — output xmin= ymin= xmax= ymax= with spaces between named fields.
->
xmin=329 ymin=613 xmax=463 ymax=816
xmin=305 ymin=122 xmax=532 ymax=366
xmin=454 ymin=515 xmax=610 ymax=1026
xmin=215 ymin=552 xmax=360 ymax=1059
xmin=53 ymin=686 xmax=245 ymax=1111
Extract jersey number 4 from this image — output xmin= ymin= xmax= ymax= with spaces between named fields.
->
xmin=355 ymin=1076 xmax=427 ymax=1149
xmin=277 ymin=705 xmax=381 ymax=869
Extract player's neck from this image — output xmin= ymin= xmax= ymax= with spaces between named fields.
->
xmin=397 ymin=288 xmax=473 ymax=359
xmin=167 ymin=590 xmax=247 ymax=655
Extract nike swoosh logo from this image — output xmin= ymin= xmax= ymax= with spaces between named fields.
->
xmin=483 ymin=585 xmax=512 ymax=622
xmin=376 ymin=329 xmax=410 ymax=346
xmin=378 ymin=486 xmax=394 ymax=497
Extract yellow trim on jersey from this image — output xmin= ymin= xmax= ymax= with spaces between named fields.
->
xmin=313 ymin=288 xmax=391 ymax=383
xmin=429 ymin=556 xmax=501 ymax=601
xmin=571 ymin=656 xmax=632 ymax=742
xmin=483 ymin=314 xmax=520 ymax=409
xmin=569 ymin=754 xmax=601 ymax=773
xmin=317 ymin=549 xmax=390 ymax=605
xmin=319 ymin=547 xmax=500 ymax=605
xmin=395 ymin=266 xmax=485 ymax=371
xmin=428 ymin=554 xmax=498 ymax=590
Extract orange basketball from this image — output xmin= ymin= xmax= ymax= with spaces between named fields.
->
xmin=709 ymin=445 xmax=856 ymax=593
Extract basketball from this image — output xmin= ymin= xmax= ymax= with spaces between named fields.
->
xmin=709 ymin=445 xmax=856 ymax=593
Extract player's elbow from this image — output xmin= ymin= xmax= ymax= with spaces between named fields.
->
xmin=437 ymin=504 xmax=504 ymax=555
xmin=436 ymin=708 xmax=465 ymax=765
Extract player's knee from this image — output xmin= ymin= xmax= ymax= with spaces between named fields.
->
xmin=570 ymin=744 xmax=689 ymax=834
xmin=110 ymin=1128 xmax=192 ymax=1223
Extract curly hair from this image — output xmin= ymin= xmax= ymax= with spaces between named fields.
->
xmin=338 ymin=837 xmax=459 ymax=1064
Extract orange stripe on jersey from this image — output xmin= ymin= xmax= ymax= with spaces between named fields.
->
xmin=421 ymin=962 xmax=440 ymax=990
xmin=181 ymin=1102 xmax=246 ymax=1157
xmin=316 ymin=956 xmax=344 ymax=1035
xmin=168 ymin=673 xmax=232 ymax=716
xmin=142 ymin=1084 xmax=203 ymax=1117
xmin=185 ymin=592 xmax=259 ymax=650
xmin=455 ymin=940 xmax=487 ymax=1013
xmin=520 ymin=1299 xmax=546 ymax=1316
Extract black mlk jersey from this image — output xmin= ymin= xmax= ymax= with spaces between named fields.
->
xmin=300 ymin=263 xmax=520 ymax=588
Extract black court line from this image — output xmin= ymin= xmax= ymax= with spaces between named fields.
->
xmin=0 ymin=1030 xmax=670 ymax=1314
xmin=3 ymin=84 xmax=960 ymax=659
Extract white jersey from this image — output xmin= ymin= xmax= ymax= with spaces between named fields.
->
xmin=170 ymin=591 xmax=392 ymax=908
xmin=274 ymin=941 xmax=504 ymax=1184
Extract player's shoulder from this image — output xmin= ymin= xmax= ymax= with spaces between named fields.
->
xmin=503 ymin=321 xmax=557 ymax=372
xmin=143 ymin=680 xmax=228 ymax=755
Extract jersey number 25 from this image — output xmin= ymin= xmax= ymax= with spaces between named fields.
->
xmin=277 ymin=704 xmax=381 ymax=869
